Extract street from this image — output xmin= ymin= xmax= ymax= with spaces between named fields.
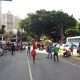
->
xmin=0 ymin=50 xmax=80 ymax=80
xmin=0 ymin=51 xmax=30 ymax=80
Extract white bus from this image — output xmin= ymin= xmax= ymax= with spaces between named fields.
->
xmin=66 ymin=36 xmax=80 ymax=47
xmin=65 ymin=36 xmax=80 ymax=55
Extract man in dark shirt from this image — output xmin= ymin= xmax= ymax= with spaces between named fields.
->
xmin=11 ymin=43 xmax=15 ymax=55
xmin=27 ymin=42 xmax=31 ymax=56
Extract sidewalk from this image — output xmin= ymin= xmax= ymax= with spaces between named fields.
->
xmin=62 ymin=55 xmax=80 ymax=65
xmin=71 ymin=55 xmax=80 ymax=61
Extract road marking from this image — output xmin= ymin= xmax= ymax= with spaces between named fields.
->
xmin=27 ymin=55 xmax=33 ymax=80
xmin=61 ymin=58 xmax=80 ymax=68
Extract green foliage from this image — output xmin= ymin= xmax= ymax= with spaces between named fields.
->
xmin=65 ymin=28 xmax=80 ymax=37
xmin=19 ymin=9 xmax=77 ymax=39
xmin=78 ymin=23 xmax=80 ymax=31
xmin=1 ymin=25 xmax=6 ymax=34
xmin=0 ymin=25 xmax=6 ymax=34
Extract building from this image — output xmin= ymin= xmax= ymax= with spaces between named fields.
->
xmin=0 ymin=1 xmax=2 ymax=28
xmin=1 ymin=11 xmax=21 ymax=33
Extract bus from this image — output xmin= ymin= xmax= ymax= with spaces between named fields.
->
xmin=66 ymin=36 xmax=80 ymax=47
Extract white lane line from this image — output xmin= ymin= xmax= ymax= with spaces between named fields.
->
xmin=61 ymin=58 xmax=80 ymax=68
xmin=27 ymin=55 xmax=33 ymax=80
xmin=25 ymin=54 xmax=28 ymax=80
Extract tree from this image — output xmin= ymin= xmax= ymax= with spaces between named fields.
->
xmin=4 ymin=31 xmax=14 ymax=41
xmin=1 ymin=25 xmax=6 ymax=34
xmin=19 ymin=9 xmax=77 ymax=41
xmin=52 ymin=11 xmax=76 ymax=43
xmin=78 ymin=23 xmax=80 ymax=31
xmin=0 ymin=25 xmax=6 ymax=40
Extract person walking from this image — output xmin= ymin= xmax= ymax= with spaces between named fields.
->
xmin=32 ymin=39 xmax=37 ymax=49
xmin=31 ymin=48 xmax=36 ymax=64
xmin=47 ymin=44 xmax=53 ymax=59
xmin=53 ymin=44 xmax=59 ymax=62
xmin=27 ymin=42 xmax=31 ymax=56
xmin=70 ymin=43 xmax=74 ymax=55
xmin=11 ymin=43 xmax=15 ymax=55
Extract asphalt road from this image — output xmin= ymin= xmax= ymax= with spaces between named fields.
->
xmin=0 ymin=50 xmax=30 ymax=80
xmin=0 ymin=50 xmax=80 ymax=80
xmin=29 ymin=53 xmax=80 ymax=80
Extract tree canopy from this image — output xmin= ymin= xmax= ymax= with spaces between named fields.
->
xmin=19 ymin=9 xmax=77 ymax=40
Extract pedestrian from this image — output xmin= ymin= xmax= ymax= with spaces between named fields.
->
xmin=53 ymin=44 xmax=59 ymax=62
xmin=37 ymin=41 xmax=41 ymax=50
xmin=31 ymin=48 xmax=36 ymax=64
xmin=32 ymin=39 xmax=37 ymax=49
xmin=46 ymin=44 xmax=52 ymax=59
xmin=41 ymin=43 xmax=44 ymax=50
xmin=70 ymin=43 xmax=74 ymax=55
xmin=11 ymin=43 xmax=15 ymax=55
xmin=27 ymin=42 xmax=31 ymax=56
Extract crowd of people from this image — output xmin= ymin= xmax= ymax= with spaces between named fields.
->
xmin=26 ymin=39 xmax=80 ymax=64
xmin=27 ymin=39 xmax=60 ymax=64
xmin=0 ymin=42 xmax=16 ymax=56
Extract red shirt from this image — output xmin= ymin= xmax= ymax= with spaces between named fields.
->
xmin=31 ymin=49 xmax=36 ymax=56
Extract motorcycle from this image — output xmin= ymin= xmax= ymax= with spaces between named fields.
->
xmin=63 ymin=49 xmax=71 ymax=57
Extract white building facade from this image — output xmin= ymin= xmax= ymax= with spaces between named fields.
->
xmin=2 ymin=11 xmax=21 ymax=33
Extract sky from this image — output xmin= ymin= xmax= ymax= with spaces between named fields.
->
xmin=1 ymin=0 xmax=80 ymax=20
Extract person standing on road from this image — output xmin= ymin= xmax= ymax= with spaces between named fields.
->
xmin=53 ymin=44 xmax=59 ymax=62
xmin=37 ymin=41 xmax=41 ymax=50
xmin=32 ymin=39 xmax=37 ymax=49
xmin=27 ymin=42 xmax=31 ymax=56
xmin=31 ymin=48 xmax=36 ymax=64
xmin=47 ymin=43 xmax=53 ymax=59
xmin=11 ymin=43 xmax=15 ymax=55
xmin=70 ymin=43 xmax=75 ymax=55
